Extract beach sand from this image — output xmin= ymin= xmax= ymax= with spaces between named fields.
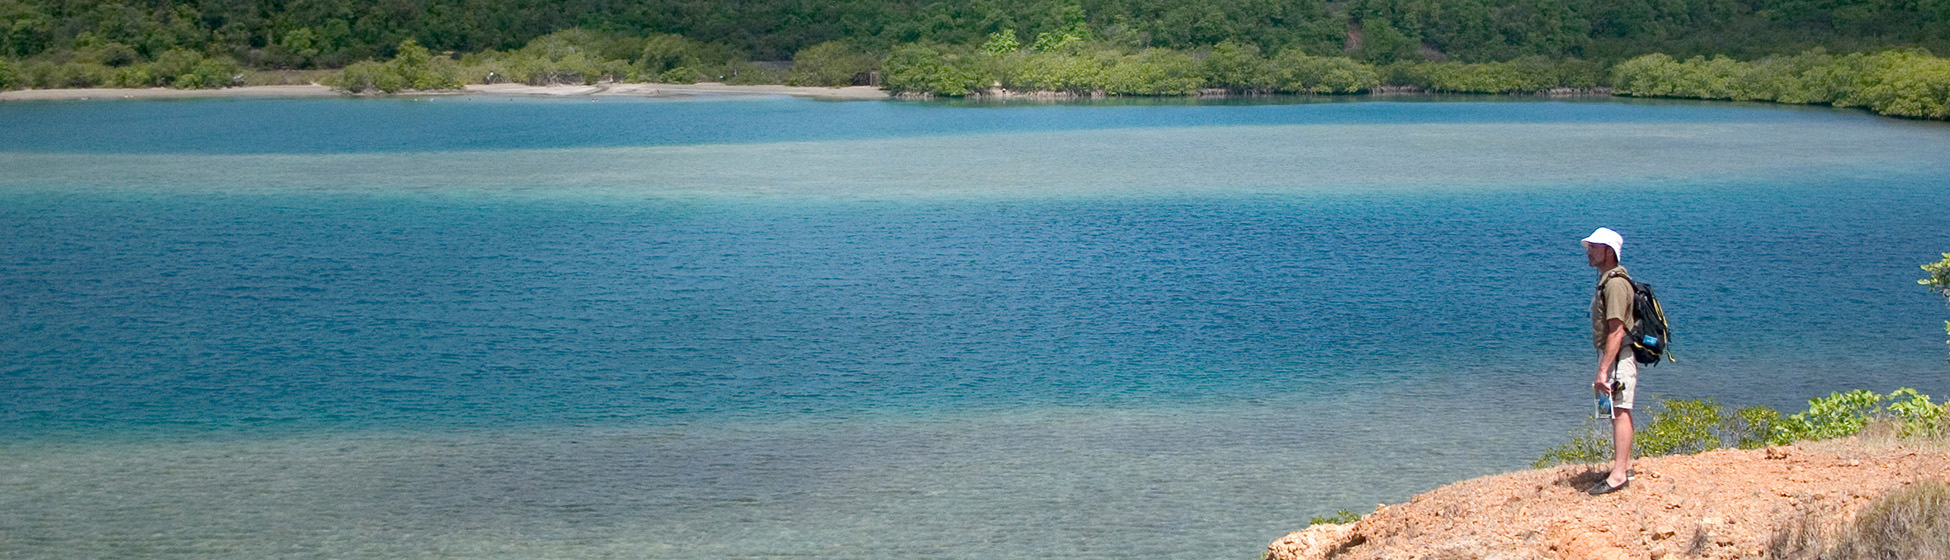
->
xmin=0 ymin=82 xmax=890 ymax=102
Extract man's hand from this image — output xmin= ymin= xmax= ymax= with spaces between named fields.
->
xmin=1595 ymin=317 xmax=1625 ymax=395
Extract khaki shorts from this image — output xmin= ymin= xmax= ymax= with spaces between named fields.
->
xmin=1610 ymin=353 xmax=1638 ymax=411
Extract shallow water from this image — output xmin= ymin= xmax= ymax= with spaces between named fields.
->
xmin=2 ymin=96 xmax=1948 ymax=559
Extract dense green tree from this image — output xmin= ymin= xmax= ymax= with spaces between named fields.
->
xmin=788 ymin=41 xmax=881 ymax=86
xmin=634 ymin=33 xmax=716 ymax=83
xmin=1612 ymin=48 xmax=1950 ymax=118
xmin=0 ymin=0 xmax=53 ymax=58
xmin=883 ymin=42 xmax=985 ymax=95
xmin=1202 ymin=40 xmax=1272 ymax=91
xmin=0 ymin=57 xmax=18 ymax=89
xmin=981 ymin=29 xmax=1021 ymax=54
xmin=1102 ymin=47 xmax=1201 ymax=94
xmin=6 ymin=0 xmax=1950 ymax=110
xmin=1391 ymin=57 xmax=1590 ymax=93
xmin=326 ymin=38 xmax=461 ymax=92
xmin=1270 ymin=48 xmax=1380 ymax=93
xmin=12 ymin=0 xmax=1950 ymax=74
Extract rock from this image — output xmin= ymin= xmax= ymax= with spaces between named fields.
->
xmin=1265 ymin=523 xmax=1358 ymax=560
xmin=1264 ymin=443 xmax=1950 ymax=560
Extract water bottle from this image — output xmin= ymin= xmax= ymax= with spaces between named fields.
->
xmin=1595 ymin=384 xmax=1613 ymax=419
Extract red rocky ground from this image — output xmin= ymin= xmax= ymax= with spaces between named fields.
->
xmin=1267 ymin=440 xmax=1949 ymax=560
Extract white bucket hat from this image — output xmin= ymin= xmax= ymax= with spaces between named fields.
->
xmin=1582 ymin=227 xmax=1623 ymax=261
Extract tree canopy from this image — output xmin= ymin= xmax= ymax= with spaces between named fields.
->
xmin=5 ymin=0 xmax=1948 ymax=70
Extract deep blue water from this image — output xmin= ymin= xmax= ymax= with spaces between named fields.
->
xmin=1 ymin=95 xmax=1948 ymax=559
xmin=0 ymin=95 xmax=1834 ymax=155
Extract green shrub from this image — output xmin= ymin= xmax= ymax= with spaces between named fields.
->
xmin=388 ymin=39 xmax=461 ymax=89
xmin=1534 ymin=418 xmax=1613 ymax=468
xmin=327 ymin=39 xmax=460 ymax=92
xmin=882 ymin=43 xmax=986 ymax=96
xmin=457 ymin=31 xmax=644 ymax=85
xmin=1391 ymin=59 xmax=1574 ymax=94
xmin=109 ymin=64 xmax=153 ymax=87
xmin=1731 ymin=405 xmax=1783 ymax=449
xmin=1537 ymin=389 xmax=1941 ymax=468
xmin=73 ymin=37 xmax=138 ymax=67
xmin=1885 ymin=388 xmax=1946 ymax=439
xmin=981 ymin=29 xmax=1020 ymax=55
xmin=0 ymin=57 xmax=16 ymax=90
xmin=330 ymin=59 xmax=405 ymax=92
xmin=504 ymin=50 xmax=624 ymax=85
xmin=1925 ymin=253 xmax=1950 ymax=359
xmin=723 ymin=61 xmax=787 ymax=85
xmin=172 ymin=56 xmax=239 ymax=89
xmin=1271 ymin=49 xmax=1379 ymax=94
xmin=1307 ymin=509 xmax=1361 ymax=526
xmin=1636 ymin=398 xmax=1728 ymax=457
xmin=1008 ymin=50 xmax=1107 ymax=93
xmin=1102 ymin=48 xmax=1201 ymax=95
xmin=1614 ymin=49 xmax=1950 ymax=120
xmin=788 ymin=41 xmax=878 ymax=87
xmin=1202 ymin=41 xmax=1273 ymax=91
xmin=1772 ymin=389 xmax=1886 ymax=445
xmin=1837 ymin=50 xmax=1950 ymax=119
xmin=25 ymin=60 xmax=112 ymax=88
xmin=638 ymin=33 xmax=708 ymax=80
xmin=522 ymin=28 xmax=644 ymax=63
xmin=148 ymin=49 xmax=203 ymax=85
xmin=653 ymin=65 xmax=706 ymax=84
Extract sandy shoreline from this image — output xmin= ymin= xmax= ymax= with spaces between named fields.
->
xmin=0 ymin=82 xmax=890 ymax=102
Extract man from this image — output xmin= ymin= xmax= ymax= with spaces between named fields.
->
xmin=1583 ymin=227 xmax=1635 ymax=496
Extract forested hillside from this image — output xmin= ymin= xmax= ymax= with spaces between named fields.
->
xmin=3 ymin=0 xmax=1949 ymax=119
xmin=5 ymin=0 xmax=1948 ymax=68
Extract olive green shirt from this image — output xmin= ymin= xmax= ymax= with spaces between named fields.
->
xmin=1591 ymin=266 xmax=1634 ymax=350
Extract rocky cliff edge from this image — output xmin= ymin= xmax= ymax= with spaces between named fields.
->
xmin=1266 ymin=441 xmax=1948 ymax=560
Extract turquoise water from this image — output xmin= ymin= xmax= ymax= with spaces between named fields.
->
xmin=3 ymin=96 xmax=1949 ymax=558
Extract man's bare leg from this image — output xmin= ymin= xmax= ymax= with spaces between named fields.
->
xmin=1609 ymin=408 xmax=1633 ymax=486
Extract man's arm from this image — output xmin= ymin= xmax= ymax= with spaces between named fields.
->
xmin=1596 ymin=318 xmax=1626 ymax=393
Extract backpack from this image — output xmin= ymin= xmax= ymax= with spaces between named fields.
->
xmin=1622 ymin=276 xmax=1674 ymax=365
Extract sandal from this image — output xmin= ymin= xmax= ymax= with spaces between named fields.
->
xmin=1587 ymin=478 xmax=1630 ymax=496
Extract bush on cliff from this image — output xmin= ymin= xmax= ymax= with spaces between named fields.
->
xmin=1535 ymin=388 xmax=1945 ymax=468
xmin=1307 ymin=509 xmax=1361 ymax=527
xmin=1927 ymin=253 xmax=1950 ymax=358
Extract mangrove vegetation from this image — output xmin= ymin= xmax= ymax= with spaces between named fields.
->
xmin=2 ymin=0 xmax=1950 ymax=119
